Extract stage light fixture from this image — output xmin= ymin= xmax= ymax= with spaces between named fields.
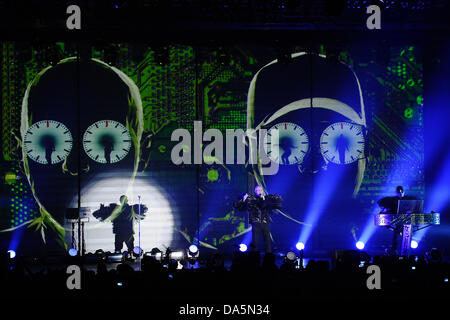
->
xmin=296 ymin=242 xmax=305 ymax=251
xmin=186 ymin=245 xmax=199 ymax=264
xmin=133 ymin=246 xmax=143 ymax=257
xmin=286 ymin=251 xmax=298 ymax=261
xmin=7 ymin=250 xmax=16 ymax=259
xmin=239 ymin=244 xmax=248 ymax=252
xmin=411 ymin=240 xmax=418 ymax=249
xmin=122 ymin=250 xmax=131 ymax=261
xmin=68 ymin=248 xmax=78 ymax=256
xmin=189 ymin=244 xmax=198 ymax=255
xmin=356 ymin=241 xmax=365 ymax=250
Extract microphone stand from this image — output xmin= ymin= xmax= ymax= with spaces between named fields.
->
xmin=138 ymin=195 xmax=141 ymax=271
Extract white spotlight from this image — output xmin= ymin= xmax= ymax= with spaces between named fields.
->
xmin=7 ymin=250 xmax=16 ymax=259
xmin=188 ymin=244 xmax=198 ymax=254
xmin=356 ymin=241 xmax=365 ymax=250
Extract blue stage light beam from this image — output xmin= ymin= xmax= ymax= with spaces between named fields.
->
xmin=237 ymin=227 xmax=253 ymax=251
xmin=416 ymin=151 xmax=450 ymax=242
xmin=358 ymin=206 xmax=380 ymax=246
xmin=8 ymin=223 xmax=26 ymax=259
xmin=425 ymin=152 xmax=450 ymax=213
xmin=298 ymin=168 xmax=345 ymax=247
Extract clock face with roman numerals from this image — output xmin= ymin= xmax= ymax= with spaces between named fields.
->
xmin=263 ymin=122 xmax=309 ymax=165
xmin=24 ymin=120 xmax=73 ymax=165
xmin=320 ymin=122 xmax=365 ymax=165
xmin=82 ymin=120 xmax=131 ymax=164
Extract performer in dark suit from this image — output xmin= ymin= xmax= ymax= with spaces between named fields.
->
xmin=233 ymin=185 xmax=282 ymax=253
xmin=93 ymin=195 xmax=148 ymax=253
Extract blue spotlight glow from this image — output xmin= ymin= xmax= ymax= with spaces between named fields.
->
xmin=295 ymin=242 xmax=305 ymax=250
xmin=133 ymin=246 xmax=143 ymax=256
xmin=189 ymin=244 xmax=198 ymax=254
xmin=68 ymin=248 xmax=78 ymax=256
xmin=411 ymin=240 xmax=418 ymax=249
xmin=418 ymin=151 xmax=450 ymax=243
xmin=298 ymin=168 xmax=345 ymax=246
xmin=239 ymin=244 xmax=248 ymax=252
xmin=7 ymin=249 xmax=16 ymax=259
xmin=358 ymin=207 xmax=380 ymax=245
xmin=356 ymin=241 xmax=365 ymax=250
xmin=426 ymin=154 xmax=450 ymax=213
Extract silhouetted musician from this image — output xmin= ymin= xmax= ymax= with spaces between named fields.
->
xmin=377 ymin=185 xmax=418 ymax=214
xmin=377 ymin=185 xmax=419 ymax=255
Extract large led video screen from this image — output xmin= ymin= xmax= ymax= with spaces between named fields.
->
xmin=0 ymin=42 xmax=424 ymax=255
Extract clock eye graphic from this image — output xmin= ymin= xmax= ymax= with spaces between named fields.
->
xmin=320 ymin=122 xmax=365 ymax=165
xmin=24 ymin=120 xmax=73 ymax=165
xmin=263 ymin=122 xmax=309 ymax=165
xmin=82 ymin=120 xmax=131 ymax=164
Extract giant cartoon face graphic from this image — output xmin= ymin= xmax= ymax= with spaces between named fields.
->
xmin=20 ymin=57 xmax=143 ymax=245
xmin=248 ymin=52 xmax=367 ymax=204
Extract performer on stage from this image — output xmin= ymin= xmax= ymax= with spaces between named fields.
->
xmin=377 ymin=185 xmax=418 ymax=255
xmin=233 ymin=185 xmax=282 ymax=253
xmin=377 ymin=185 xmax=418 ymax=213
xmin=93 ymin=195 xmax=148 ymax=254
xmin=18 ymin=57 xmax=145 ymax=251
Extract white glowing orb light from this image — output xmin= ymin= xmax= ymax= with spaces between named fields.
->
xmin=356 ymin=241 xmax=365 ymax=250
xmin=189 ymin=244 xmax=198 ymax=254
xmin=7 ymin=250 xmax=16 ymax=259
xmin=296 ymin=242 xmax=305 ymax=250
xmin=69 ymin=174 xmax=176 ymax=253
xmin=239 ymin=244 xmax=247 ymax=252
xmin=68 ymin=248 xmax=78 ymax=256
xmin=411 ymin=240 xmax=419 ymax=249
